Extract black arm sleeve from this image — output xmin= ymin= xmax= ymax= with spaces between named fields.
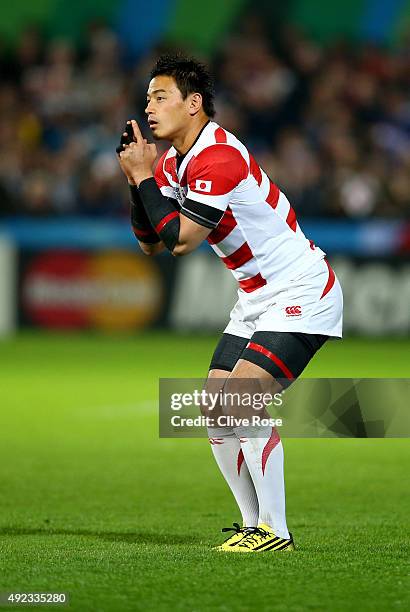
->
xmin=138 ymin=178 xmax=180 ymax=252
xmin=128 ymin=184 xmax=160 ymax=244
xmin=180 ymin=199 xmax=224 ymax=229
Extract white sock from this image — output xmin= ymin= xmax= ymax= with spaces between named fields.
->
xmin=208 ymin=426 xmax=259 ymax=527
xmin=233 ymin=425 xmax=290 ymax=539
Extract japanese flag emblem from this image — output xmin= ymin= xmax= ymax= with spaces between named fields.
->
xmin=195 ymin=179 xmax=212 ymax=192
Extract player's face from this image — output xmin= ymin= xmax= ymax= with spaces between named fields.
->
xmin=145 ymin=76 xmax=191 ymax=140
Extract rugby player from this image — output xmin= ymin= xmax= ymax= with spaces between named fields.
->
xmin=116 ymin=54 xmax=343 ymax=552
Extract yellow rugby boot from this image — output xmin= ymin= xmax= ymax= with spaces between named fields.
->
xmin=230 ymin=523 xmax=295 ymax=552
xmin=214 ymin=523 xmax=254 ymax=551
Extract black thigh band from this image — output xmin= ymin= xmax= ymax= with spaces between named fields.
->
xmin=209 ymin=333 xmax=249 ymax=372
xmin=209 ymin=331 xmax=328 ymax=386
xmin=241 ymin=331 xmax=328 ymax=387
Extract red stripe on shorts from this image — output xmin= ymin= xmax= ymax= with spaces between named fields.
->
xmin=320 ymin=259 xmax=336 ymax=299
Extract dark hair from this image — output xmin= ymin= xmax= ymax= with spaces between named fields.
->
xmin=150 ymin=54 xmax=215 ymax=118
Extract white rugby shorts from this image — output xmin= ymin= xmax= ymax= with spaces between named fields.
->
xmin=224 ymin=258 xmax=343 ymax=339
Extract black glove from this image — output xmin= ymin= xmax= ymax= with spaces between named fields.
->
xmin=116 ymin=121 xmax=134 ymax=155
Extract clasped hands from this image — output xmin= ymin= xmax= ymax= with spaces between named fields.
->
xmin=116 ymin=119 xmax=157 ymax=187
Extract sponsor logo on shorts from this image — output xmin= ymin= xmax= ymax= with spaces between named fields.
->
xmin=285 ymin=305 xmax=302 ymax=317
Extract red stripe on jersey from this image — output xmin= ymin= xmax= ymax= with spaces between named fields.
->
xmin=207 ymin=207 xmax=237 ymax=245
xmin=249 ymin=155 xmax=262 ymax=186
xmin=214 ymin=127 xmax=227 ymax=143
xmin=155 ymin=211 xmax=179 ymax=234
xmin=154 ymin=149 xmax=172 ymax=189
xmin=237 ymin=449 xmax=244 ymax=475
xmin=246 ymin=342 xmax=294 ymax=379
xmin=239 ymin=273 xmax=267 ymax=293
xmin=164 ymin=156 xmax=178 ymax=183
xmin=286 ymin=206 xmax=297 ymax=232
xmin=261 ymin=428 xmax=281 ymax=475
xmin=266 ymin=181 xmax=279 ymax=208
xmin=320 ymin=259 xmax=336 ymax=299
xmin=222 ymin=242 xmax=253 ymax=270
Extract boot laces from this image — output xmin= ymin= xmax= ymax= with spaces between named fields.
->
xmin=238 ymin=527 xmax=270 ymax=548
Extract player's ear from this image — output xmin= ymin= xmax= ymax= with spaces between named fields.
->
xmin=188 ymin=92 xmax=202 ymax=116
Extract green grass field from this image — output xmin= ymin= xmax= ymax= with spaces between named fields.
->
xmin=0 ymin=333 xmax=409 ymax=611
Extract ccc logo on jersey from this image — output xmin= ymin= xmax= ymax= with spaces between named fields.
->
xmin=285 ymin=305 xmax=302 ymax=317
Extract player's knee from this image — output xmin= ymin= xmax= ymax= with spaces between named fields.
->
xmin=199 ymin=402 xmax=212 ymax=418
xmin=202 ymin=371 xmax=229 ymax=418
xmin=221 ymin=377 xmax=253 ymax=419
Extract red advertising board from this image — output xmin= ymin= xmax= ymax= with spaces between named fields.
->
xmin=21 ymin=250 xmax=167 ymax=331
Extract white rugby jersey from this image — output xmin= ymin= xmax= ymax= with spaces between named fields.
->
xmin=155 ymin=121 xmax=325 ymax=293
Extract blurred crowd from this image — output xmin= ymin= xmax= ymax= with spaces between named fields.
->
xmin=0 ymin=16 xmax=409 ymax=219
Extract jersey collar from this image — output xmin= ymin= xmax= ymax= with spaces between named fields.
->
xmin=175 ymin=119 xmax=211 ymax=171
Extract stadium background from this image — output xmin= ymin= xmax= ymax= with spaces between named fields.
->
xmin=0 ymin=1 xmax=409 ymax=611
